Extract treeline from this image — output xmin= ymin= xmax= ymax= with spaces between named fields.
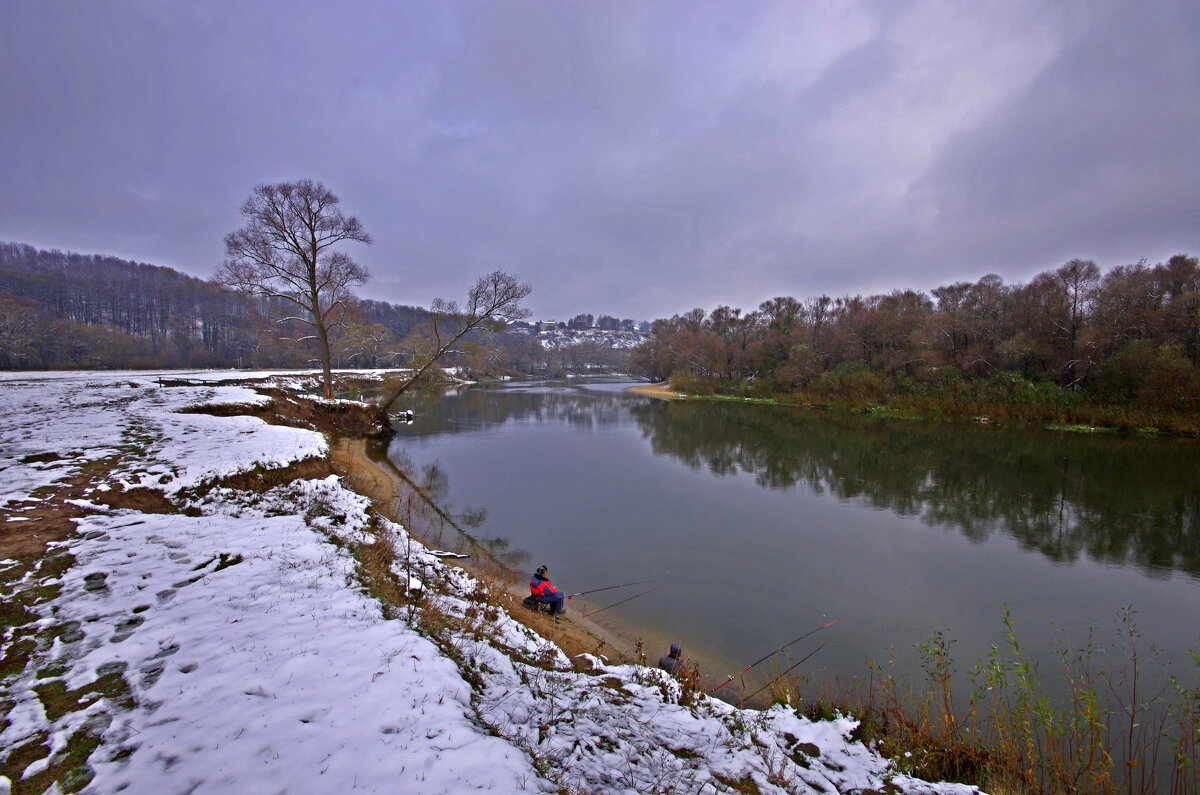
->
xmin=632 ymin=255 xmax=1200 ymax=428
xmin=0 ymin=242 xmax=639 ymax=376
xmin=562 ymin=313 xmax=646 ymax=331
xmin=0 ymin=242 xmax=430 ymax=370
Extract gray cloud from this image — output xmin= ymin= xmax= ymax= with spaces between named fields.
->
xmin=1 ymin=0 xmax=1197 ymax=322
xmin=910 ymin=0 xmax=1200 ymax=285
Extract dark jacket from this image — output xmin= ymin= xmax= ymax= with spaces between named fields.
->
xmin=658 ymin=654 xmax=681 ymax=674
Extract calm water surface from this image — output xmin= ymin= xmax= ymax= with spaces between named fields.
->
xmin=387 ymin=378 xmax=1200 ymax=700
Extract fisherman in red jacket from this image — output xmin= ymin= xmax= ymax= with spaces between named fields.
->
xmin=529 ymin=565 xmax=565 ymax=618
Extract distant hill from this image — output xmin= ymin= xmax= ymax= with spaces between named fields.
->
xmin=0 ymin=242 xmax=429 ymax=370
xmin=527 ymin=325 xmax=649 ymax=351
xmin=0 ymin=242 xmax=649 ymax=376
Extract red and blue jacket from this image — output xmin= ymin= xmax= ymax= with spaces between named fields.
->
xmin=530 ymin=574 xmax=558 ymax=600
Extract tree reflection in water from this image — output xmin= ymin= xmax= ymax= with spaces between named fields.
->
xmin=627 ymin=400 xmax=1200 ymax=578
xmin=367 ymin=438 xmax=525 ymax=570
xmin=389 ymin=382 xmax=1200 ymax=579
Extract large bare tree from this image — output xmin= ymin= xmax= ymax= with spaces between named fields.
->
xmin=216 ymin=179 xmax=370 ymax=398
xmin=379 ymin=270 xmax=531 ymax=414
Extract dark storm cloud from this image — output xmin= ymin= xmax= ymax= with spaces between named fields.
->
xmin=1 ymin=1 xmax=1197 ymax=321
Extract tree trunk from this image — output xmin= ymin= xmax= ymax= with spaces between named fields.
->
xmin=317 ymin=323 xmax=334 ymax=399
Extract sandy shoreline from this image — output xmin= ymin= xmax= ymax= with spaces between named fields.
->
xmin=329 ymin=437 xmax=638 ymax=665
xmin=625 ymin=380 xmax=683 ymax=399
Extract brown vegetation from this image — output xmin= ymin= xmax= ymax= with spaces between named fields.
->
xmin=216 ymin=179 xmax=372 ymax=398
xmin=0 ymin=455 xmax=180 ymax=561
xmin=786 ymin=612 xmax=1200 ymax=794
xmin=632 ymin=254 xmax=1200 ymax=432
xmin=0 ymin=242 xmax=624 ymax=378
xmin=378 ymin=269 xmax=532 ymax=413
xmin=178 ymin=386 xmax=392 ymax=438
xmin=0 ymin=241 xmax=429 ymax=371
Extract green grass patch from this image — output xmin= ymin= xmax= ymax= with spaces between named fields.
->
xmin=1045 ymin=423 xmax=1121 ymax=433
xmin=33 ymin=664 xmax=135 ymax=722
xmin=3 ymin=723 xmax=109 ymax=795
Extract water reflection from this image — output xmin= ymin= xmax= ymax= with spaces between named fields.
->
xmin=383 ymin=381 xmax=1200 ymax=785
xmin=629 ymin=400 xmax=1200 ymax=578
xmin=368 ymin=440 xmax=525 ymax=568
xmin=389 ymin=380 xmax=1200 ymax=706
xmin=393 ymin=382 xmax=1200 ymax=579
xmin=400 ymin=382 xmax=634 ymax=436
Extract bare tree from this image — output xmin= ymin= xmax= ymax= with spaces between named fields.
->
xmin=0 ymin=295 xmax=43 ymax=369
xmin=216 ymin=179 xmax=370 ymax=397
xmin=379 ymin=270 xmax=531 ymax=413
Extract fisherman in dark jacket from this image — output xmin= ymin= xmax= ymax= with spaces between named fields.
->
xmin=529 ymin=565 xmax=565 ymax=618
xmin=659 ymin=643 xmax=683 ymax=675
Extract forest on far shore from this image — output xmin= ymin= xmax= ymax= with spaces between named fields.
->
xmin=631 ymin=254 xmax=1200 ymax=432
xmin=0 ymin=242 xmax=432 ymax=371
xmin=0 ymin=242 xmax=631 ymax=377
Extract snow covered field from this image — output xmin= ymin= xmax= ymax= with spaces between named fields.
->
xmin=0 ymin=370 xmax=981 ymax=794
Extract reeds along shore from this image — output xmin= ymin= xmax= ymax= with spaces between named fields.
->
xmin=768 ymin=608 xmax=1200 ymax=795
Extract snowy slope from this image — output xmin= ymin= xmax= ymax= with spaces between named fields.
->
xmin=0 ymin=371 xmax=982 ymax=794
xmin=535 ymin=328 xmax=649 ymax=351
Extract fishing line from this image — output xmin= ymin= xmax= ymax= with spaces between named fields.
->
xmin=742 ymin=638 xmax=833 ymax=702
xmin=713 ymin=619 xmax=839 ymax=692
xmin=565 ymin=576 xmax=666 ymax=600
xmin=585 ymin=585 xmax=662 ymax=617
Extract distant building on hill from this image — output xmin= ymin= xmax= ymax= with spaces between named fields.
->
xmin=505 ymin=320 xmax=537 ymax=334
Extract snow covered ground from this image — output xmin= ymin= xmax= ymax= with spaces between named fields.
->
xmin=0 ymin=370 xmax=982 ymax=794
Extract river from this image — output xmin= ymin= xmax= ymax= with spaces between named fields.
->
xmin=385 ymin=377 xmax=1200 ymax=707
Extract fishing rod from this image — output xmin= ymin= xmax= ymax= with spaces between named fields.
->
xmin=742 ymin=638 xmax=833 ymax=702
xmin=585 ymin=585 xmax=661 ymax=618
xmin=712 ymin=619 xmax=839 ymax=692
xmin=564 ymin=577 xmax=662 ymax=600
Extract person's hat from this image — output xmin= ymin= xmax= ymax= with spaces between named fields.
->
xmin=670 ymin=643 xmax=681 ymax=655
xmin=535 ymin=565 xmax=548 ymax=577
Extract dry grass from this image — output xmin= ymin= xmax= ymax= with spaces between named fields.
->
xmin=789 ymin=608 xmax=1200 ymax=794
xmin=357 ymin=526 xmax=407 ymax=619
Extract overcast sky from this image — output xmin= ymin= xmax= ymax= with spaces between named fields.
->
xmin=2 ymin=1 xmax=1198 ymax=321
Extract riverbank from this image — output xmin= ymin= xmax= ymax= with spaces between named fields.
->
xmin=630 ymin=376 xmax=1200 ymax=435
xmin=0 ymin=370 xmax=983 ymax=793
xmin=625 ymin=380 xmax=683 ymax=399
